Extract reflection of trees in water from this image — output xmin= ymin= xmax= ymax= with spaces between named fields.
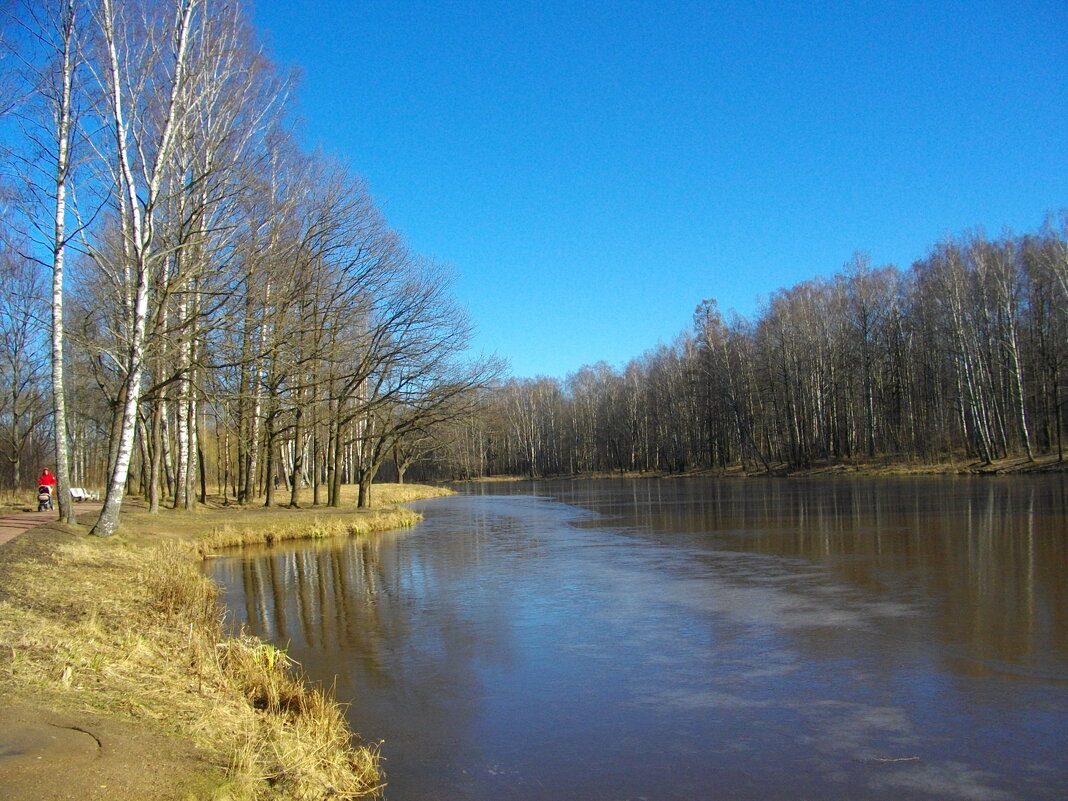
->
xmin=219 ymin=517 xmax=521 ymax=709
xmin=216 ymin=479 xmax=1067 ymax=686
xmin=543 ymin=477 xmax=1068 ymax=673
xmin=230 ymin=535 xmax=404 ymax=684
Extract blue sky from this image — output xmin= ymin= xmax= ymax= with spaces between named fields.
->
xmin=253 ymin=0 xmax=1068 ymax=379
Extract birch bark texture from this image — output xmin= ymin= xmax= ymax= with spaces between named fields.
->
xmin=88 ymin=0 xmax=199 ymax=536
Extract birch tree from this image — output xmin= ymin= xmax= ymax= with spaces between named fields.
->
xmin=154 ymin=5 xmax=287 ymax=511
xmin=971 ymin=234 xmax=1034 ymax=459
xmin=88 ymin=0 xmax=200 ymax=536
xmin=2 ymin=0 xmax=87 ymax=522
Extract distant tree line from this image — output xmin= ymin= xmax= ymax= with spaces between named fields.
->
xmin=0 ymin=0 xmax=497 ymax=533
xmin=410 ymin=223 xmax=1068 ymax=479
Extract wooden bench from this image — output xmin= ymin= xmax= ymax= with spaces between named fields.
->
xmin=70 ymin=487 xmax=99 ymax=502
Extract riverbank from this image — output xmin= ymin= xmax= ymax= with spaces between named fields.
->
xmin=464 ymin=453 xmax=1068 ymax=483
xmin=0 ymin=483 xmax=452 ymax=801
xmin=768 ymin=452 xmax=1068 ymax=476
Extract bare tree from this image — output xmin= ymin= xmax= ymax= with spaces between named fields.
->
xmin=0 ymin=233 xmax=51 ymax=488
xmin=971 ymin=234 xmax=1034 ymax=460
xmin=2 ymin=0 xmax=89 ymax=522
xmin=465 ymin=218 xmax=1066 ymax=479
xmin=82 ymin=0 xmax=201 ymax=535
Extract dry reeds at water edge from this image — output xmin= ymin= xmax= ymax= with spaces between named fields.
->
xmin=191 ymin=483 xmax=453 ymax=555
xmin=196 ymin=507 xmax=422 ymax=555
xmin=217 ymin=631 xmax=383 ymax=799
xmin=142 ymin=541 xmax=387 ymax=799
xmin=0 ymin=534 xmax=385 ymax=800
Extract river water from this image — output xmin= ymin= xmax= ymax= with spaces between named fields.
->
xmin=207 ymin=477 xmax=1068 ymax=800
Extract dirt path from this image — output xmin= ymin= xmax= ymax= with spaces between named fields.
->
xmin=0 ymin=504 xmax=101 ymax=547
xmin=0 ymin=701 xmax=220 ymax=801
xmin=0 ymin=505 xmax=221 ymax=800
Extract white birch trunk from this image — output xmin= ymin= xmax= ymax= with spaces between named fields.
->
xmin=91 ymin=0 xmax=199 ymax=537
xmin=244 ymin=279 xmax=271 ymax=501
xmin=174 ymin=291 xmax=191 ymax=509
xmin=49 ymin=0 xmax=78 ymax=525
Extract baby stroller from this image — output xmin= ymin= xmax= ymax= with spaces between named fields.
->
xmin=37 ymin=485 xmax=53 ymax=511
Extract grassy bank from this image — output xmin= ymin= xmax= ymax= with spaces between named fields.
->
xmin=117 ymin=484 xmax=452 ymax=555
xmin=0 ymin=483 xmax=452 ymax=800
xmin=0 ymin=489 xmax=38 ymax=514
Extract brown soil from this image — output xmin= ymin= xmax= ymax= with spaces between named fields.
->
xmin=0 ymin=511 xmax=223 ymax=800
xmin=0 ymin=700 xmax=221 ymax=801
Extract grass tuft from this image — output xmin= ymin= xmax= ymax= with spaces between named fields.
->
xmin=0 ymin=482 xmax=451 ymax=799
xmin=0 ymin=488 xmax=36 ymax=513
xmin=193 ymin=507 xmax=421 ymax=555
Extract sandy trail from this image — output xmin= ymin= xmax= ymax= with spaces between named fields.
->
xmin=0 ymin=504 xmax=101 ymax=547
xmin=0 ymin=504 xmax=220 ymax=800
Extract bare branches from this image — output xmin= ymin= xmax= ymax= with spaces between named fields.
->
xmin=456 ymin=223 xmax=1068 ymax=479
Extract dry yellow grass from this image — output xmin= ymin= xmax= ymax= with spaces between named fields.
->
xmin=112 ymin=482 xmax=454 ymax=555
xmin=0 ymin=488 xmax=36 ymax=513
xmin=0 ymin=536 xmax=384 ymax=798
xmin=0 ymin=482 xmax=452 ymax=799
xmin=365 ymin=482 xmax=453 ymax=504
xmin=192 ymin=507 xmax=422 ymax=555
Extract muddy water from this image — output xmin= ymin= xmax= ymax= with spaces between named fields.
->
xmin=207 ymin=477 xmax=1068 ymax=800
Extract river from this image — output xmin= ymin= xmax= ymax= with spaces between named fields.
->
xmin=207 ymin=476 xmax=1068 ymax=800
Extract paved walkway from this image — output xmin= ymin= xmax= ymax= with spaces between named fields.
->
xmin=0 ymin=505 xmax=101 ymax=547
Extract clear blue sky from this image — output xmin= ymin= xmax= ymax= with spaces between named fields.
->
xmin=253 ymin=0 xmax=1068 ymax=379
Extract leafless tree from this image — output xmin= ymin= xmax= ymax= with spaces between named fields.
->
xmin=0 ymin=231 xmax=51 ymax=488
xmin=2 ymin=0 xmax=91 ymax=522
xmin=460 ymin=218 xmax=1067 ymax=479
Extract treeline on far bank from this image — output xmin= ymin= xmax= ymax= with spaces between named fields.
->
xmin=412 ymin=220 xmax=1068 ymax=480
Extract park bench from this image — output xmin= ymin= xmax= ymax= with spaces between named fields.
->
xmin=70 ymin=487 xmax=99 ymax=502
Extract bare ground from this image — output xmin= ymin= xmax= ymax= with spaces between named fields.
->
xmin=0 ymin=516 xmax=225 ymax=800
xmin=0 ymin=700 xmax=222 ymax=801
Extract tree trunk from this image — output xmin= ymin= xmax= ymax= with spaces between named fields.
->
xmin=328 ymin=416 xmax=342 ymax=507
xmin=92 ymin=338 xmax=148 ymax=536
xmin=91 ymin=0 xmax=198 ymax=537
xmin=149 ymin=398 xmax=162 ymax=513
xmin=357 ymin=463 xmax=378 ymax=508
xmin=289 ymin=398 xmax=304 ymax=507
xmin=263 ymin=414 xmax=278 ymax=507
xmin=47 ymin=0 xmax=77 ymax=526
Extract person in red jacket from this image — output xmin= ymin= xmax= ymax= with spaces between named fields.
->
xmin=37 ymin=467 xmax=57 ymax=489
xmin=37 ymin=467 xmax=57 ymax=511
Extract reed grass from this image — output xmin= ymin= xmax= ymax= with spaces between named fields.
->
xmin=0 ymin=535 xmax=384 ymax=798
xmin=194 ymin=507 xmax=422 ymax=555
xmin=111 ymin=482 xmax=453 ymax=555
xmin=363 ymin=483 xmax=453 ymax=505
xmin=0 ymin=482 xmax=451 ymax=799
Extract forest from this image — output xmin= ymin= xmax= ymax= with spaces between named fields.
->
xmin=1 ymin=2 xmax=1066 ymax=536
xmin=418 ymin=226 xmax=1068 ymax=480
xmin=0 ymin=0 xmax=497 ymax=535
